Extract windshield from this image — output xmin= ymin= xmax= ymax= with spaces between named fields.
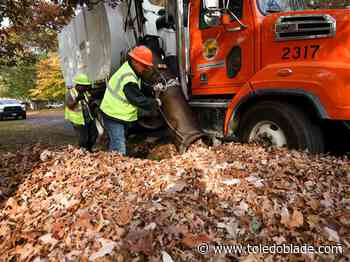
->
xmin=258 ymin=0 xmax=350 ymax=14
xmin=0 ymin=99 xmax=20 ymax=105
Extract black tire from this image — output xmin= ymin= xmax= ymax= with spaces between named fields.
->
xmin=238 ymin=101 xmax=324 ymax=153
xmin=22 ymin=112 xmax=26 ymax=120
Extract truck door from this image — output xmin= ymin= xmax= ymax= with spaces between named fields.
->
xmin=189 ymin=0 xmax=255 ymax=95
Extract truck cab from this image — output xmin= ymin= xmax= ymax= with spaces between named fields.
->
xmin=173 ymin=0 xmax=350 ymax=152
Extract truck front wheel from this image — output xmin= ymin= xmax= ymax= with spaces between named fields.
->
xmin=238 ymin=101 xmax=324 ymax=153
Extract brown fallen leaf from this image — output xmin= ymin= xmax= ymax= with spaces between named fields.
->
xmin=289 ymin=209 xmax=304 ymax=229
xmin=167 ymin=180 xmax=187 ymax=193
xmin=51 ymin=222 xmax=65 ymax=239
xmin=182 ymin=233 xmax=211 ymax=248
xmin=280 ymin=208 xmax=303 ymax=229
xmin=89 ymin=238 xmax=117 ymax=261
xmin=39 ymin=233 xmax=58 ymax=247
xmin=15 ymin=243 xmax=36 ymax=261
xmin=116 ymin=202 xmax=134 ymax=226
xmin=323 ymin=227 xmax=340 ymax=242
xmin=308 ymin=199 xmax=320 ymax=210
xmin=124 ymin=230 xmax=154 ymax=255
xmin=307 ymin=215 xmax=321 ymax=229
xmin=280 ymin=207 xmax=290 ymax=227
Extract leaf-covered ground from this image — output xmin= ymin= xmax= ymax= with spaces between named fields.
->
xmin=0 ymin=142 xmax=349 ymax=261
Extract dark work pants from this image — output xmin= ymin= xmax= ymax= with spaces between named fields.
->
xmin=164 ymin=56 xmax=178 ymax=76
xmin=72 ymin=121 xmax=98 ymax=152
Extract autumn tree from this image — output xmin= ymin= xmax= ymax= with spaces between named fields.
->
xmin=0 ymin=1 xmax=74 ymax=97
xmin=0 ymin=0 xmax=121 ymax=99
xmin=0 ymin=0 xmax=124 ymax=66
xmin=30 ymin=53 xmax=65 ymax=101
xmin=0 ymin=61 xmax=37 ymax=99
xmin=1 ymin=2 xmax=68 ymax=66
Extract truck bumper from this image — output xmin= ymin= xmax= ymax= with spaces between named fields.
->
xmin=0 ymin=111 xmax=25 ymax=119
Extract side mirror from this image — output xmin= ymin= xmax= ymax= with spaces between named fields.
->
xmin=204 ymin=9 xmax=221 ymax=27
xmin=221 ymin=11 xmax=248 ymax=32
xmin=203 ymin=0 xmax=222 ymax=27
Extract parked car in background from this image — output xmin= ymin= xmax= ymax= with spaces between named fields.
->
xmin=0 ymin=98 xmax=26 ymax=120
xmin=46 ymin=102 xmax=64 ymax=109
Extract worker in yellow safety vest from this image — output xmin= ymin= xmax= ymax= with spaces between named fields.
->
xmin=100 ymin=45 xmax=161 ymax=155
xmin=65 ymin=73 xmax=98 ymax=152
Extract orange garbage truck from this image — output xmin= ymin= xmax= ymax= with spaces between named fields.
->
xmin=58 ymin=0 xmax=350 ymax=153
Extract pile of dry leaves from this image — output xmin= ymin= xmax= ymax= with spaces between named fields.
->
xmin=0 ymin=142 xmax=349 ymax=261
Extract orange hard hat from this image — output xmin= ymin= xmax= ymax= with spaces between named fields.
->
xmin=128 ymin=45 xmax=154 ymax=66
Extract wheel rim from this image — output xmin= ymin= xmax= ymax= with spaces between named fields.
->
xmin=248 ymin=121 xmax=287 ymax=147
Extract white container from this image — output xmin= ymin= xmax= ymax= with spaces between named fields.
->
xmin=58 ymin=2 xmax=137 ymax=85
xmin=58 ymin=23 xmax=78 ymax=87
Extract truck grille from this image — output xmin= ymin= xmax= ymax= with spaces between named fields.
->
xmin=4 ymin=106 xmax=22 ymax=112
xmin=275 ymin=14 xmax=336 ymax=41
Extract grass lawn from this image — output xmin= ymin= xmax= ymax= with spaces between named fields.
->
xmin=0 ymin=109 xmax=76 ymax=153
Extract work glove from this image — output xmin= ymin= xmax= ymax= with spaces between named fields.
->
xmin=155 ymin=98 xmax=162 ymax=107
xmin=157 ymin=64 xmax=167 ymax=70
xmin=76 ymin=92 xmax=85 ymax=102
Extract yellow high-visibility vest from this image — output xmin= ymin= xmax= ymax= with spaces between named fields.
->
xmin=100 ymin=62 xmax=140 ymax=122
xmin=65 ymin=88 xmax=85 ymax=125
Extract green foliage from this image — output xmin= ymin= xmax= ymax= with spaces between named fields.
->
xmin=0 ymin=53 xmax=65 ymax=101
xmin=0 ymin=30 xmax=39 ymax=67
xmin=0 ymin=61 xmax=37 ymax=99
